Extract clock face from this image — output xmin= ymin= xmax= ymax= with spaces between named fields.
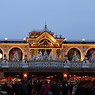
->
xmin=0 ymin=53 xmax=3 ymax=59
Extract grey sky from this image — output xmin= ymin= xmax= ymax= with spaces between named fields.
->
xmin=0 ymin=0 xmax=95 ymax=40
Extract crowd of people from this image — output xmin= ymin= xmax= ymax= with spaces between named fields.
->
xmin=1 ymin=79 xmax=95 ymax=95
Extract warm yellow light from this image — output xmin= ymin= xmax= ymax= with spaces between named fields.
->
xmin=51 ymin=38 xmax=56 ymax=42
xmin=0 ymin=53 xmax=2 ymax=59
xmin=64 ymin=74 xmax=67 ymax=77
xmin=31 ymin=45 xmax=33 ymax=46
xmin=64 ymin=38 xmax=67 ymax=41
xmin=23 ymin=38 xmax=26 ymax=41
xmin=24 ymin=74 xmax=27 ymax=77
xmin=51 ymin=43 xmax=53 ymax=46
xmin=82 ymin=38 xmax=85 ymax=42
xmin=5 ymin=38 xmax=7 ymax=41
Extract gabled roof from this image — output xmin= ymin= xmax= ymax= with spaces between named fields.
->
xmin=35 ymin=31 xmax=56 ymax=43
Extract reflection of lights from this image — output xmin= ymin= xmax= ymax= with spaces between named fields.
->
xmin=0 ymin=53 xmax=3 ymax=58
xmin=51 ymin=38 xmax=56 ymax=42
xmin=58 ymin=43 xmax=59 ymax=46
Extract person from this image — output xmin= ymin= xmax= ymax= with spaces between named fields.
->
xmin=14 ymin=79 xmax=27 ymax=95
xmin=38 ymin=80 xmax=42 ymax=95
xmin=62 ymin=81 xmax=68 ymax=95
xmin=2 ymin=82 xmax=8 ymax=92
xmin=69 ymin=82 xmax=73 ymax=95
xmin=27 ymin=81 xmax=32 ymax=95
xmin=34 ymin=80 xmax=39 ymax=95
xmin=90 ymin=79 xmax=95 ymax=95
xmin=2 ymin=82 xmax=14 ymax=95
xmin=72 ymin=84 xmax=77 ymax=95
xmin=40 ymin=80 xmax=51 ymax=95
xmin=75 ymin=80 xmax=92 ymax=95
xmin=52 ymin=80 xmax=61 ymax=95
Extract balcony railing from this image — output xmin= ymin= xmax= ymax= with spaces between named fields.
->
xmin=0 ymin=61 xmax=95 ymax=69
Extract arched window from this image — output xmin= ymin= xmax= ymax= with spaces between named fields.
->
xmin=68 ymin=48 xmax=81 ymax=61
xmin=87 ymin=48 xmax=95 ymax=61
xmin=9 ymin=48 xmax=23 ymax=61
xmin=0 ymin=49 xmax=3 ymax=61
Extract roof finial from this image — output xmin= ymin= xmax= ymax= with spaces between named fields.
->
xmin=59 ymin=32 xmax=62 ymax=38
xmin=45 ymin=21 xmax=46 ymax=26
xmin=44 ymin=24 xmax=47 ymax=32
xmin=55 ymin=32 xmax=58 ymax=38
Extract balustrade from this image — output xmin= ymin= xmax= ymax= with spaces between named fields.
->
xmin=0 ymin=61 xmax=95 ymax=69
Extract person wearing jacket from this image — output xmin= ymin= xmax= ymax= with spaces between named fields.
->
xmin=40 ymin=81 xmax=51 ymax=95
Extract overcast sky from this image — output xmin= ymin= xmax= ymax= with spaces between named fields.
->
xmin=0 ymin=0 xmax=95 ymax=40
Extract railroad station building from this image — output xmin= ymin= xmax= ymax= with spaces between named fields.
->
xmin=0 ymin=25 xmax=95 ymax=80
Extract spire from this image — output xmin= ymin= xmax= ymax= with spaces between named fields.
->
xmin=44 ymin=24 xmax=47 ymax=32
xmin=44 ymin=24 xmax=47 ymax=38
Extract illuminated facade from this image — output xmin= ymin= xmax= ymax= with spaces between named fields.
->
xmin=0 ymin=25 xmax=95 ymax=79
xmin=0 ymin=25 xmax=95 ymax=62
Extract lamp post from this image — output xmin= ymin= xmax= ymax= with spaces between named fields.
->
xmin=23 ymin=73 xmax=28 ymax=80
xmin=63 ymin=73 xmax=68 ymax=81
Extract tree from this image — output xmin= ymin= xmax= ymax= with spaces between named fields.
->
xmin=38 ymin=51 xmax=43 ymax=60
xmin=72 ymin=51 xmax=78 ymax=62
xmin=12 ymin=51 xmax=19 ymax=61
xmin=48 ymin=51 xmax=53 ymax=60
xmin=43 ymin=50 xmax=48 ymax=60
xmin=32 ymin=50 xmax=37 ymax=60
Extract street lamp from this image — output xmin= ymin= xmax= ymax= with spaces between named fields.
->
xmin=82 ymin=38 xmax=85 ymax=42
xmin=23 ymin=73 xmax=27 ymax=79
xmin=24 ymin=74 xmax=27 ymax=77
xmin=5 ymin=38 xmax=7 ymax=41
xmin=64 ymin=74 xmax=67 ymax=78
xmin=23 ymin=38 xmax=26 ymax=41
